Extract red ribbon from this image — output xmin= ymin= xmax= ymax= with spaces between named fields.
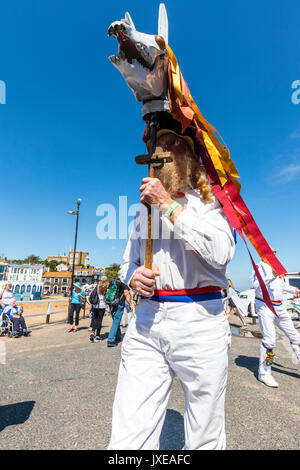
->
xmin=154 ymin=286 xmax=221 ymax=296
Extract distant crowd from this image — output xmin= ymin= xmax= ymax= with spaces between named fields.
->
xmin=67 ymin=275 xmax=136 ymax=347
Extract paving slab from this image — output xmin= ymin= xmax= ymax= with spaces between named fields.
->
xmin=0 ymin=316 xmax=299 ymax=450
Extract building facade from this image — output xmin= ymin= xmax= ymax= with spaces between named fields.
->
xmin=68 ymin=251 xmax=89 ymax=268
xmin=47 ymin=250 xmax=89 ymax=268
xmin=3 ymin=263 xmax=44 ymax=296
xmin=43 ymin=272 xmax=72 ymax=295
xmin=43 ymin=268 xmax=103 ymax=296
xmin=0 ymin=263 xmax=6 ymax=281
xmin=47 ymin=253 xmax=68 ymax=264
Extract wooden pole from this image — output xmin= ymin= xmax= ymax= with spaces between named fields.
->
xmin=145 ymin=113 xmax=158 ymax=269
xmin=145 ymin=165 xmax=155 ymax=269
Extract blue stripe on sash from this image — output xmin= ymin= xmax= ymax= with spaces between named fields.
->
xmin=146 ymin=292 xmax=223 ymax=303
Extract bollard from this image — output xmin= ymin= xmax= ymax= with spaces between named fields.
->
xmin=46 ymin=301 xmax=51 ymax=324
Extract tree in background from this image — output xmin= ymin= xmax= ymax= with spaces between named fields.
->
xmin=105 ymin=263 xmax=120 ymax=282
xmin=7 ymin=254 xmax=43 ymax=264
xmin=44 ymin=260 xmax=59 ymax=272
xmin=23 ymin=254 xmax=43 ymax=265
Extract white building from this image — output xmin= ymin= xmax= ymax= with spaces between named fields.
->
xmin=3 ymin=263 xmax=44 ymax=295
xmin=56 ymin=263 xmax=69 ymax=272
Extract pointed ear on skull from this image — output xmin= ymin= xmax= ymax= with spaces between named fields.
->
xmin=158 ymin=3 xmax=168 ymax=44
xmin=124 ymin=11 xmax=136 ymax=30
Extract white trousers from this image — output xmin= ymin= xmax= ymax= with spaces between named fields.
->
xmin=256 ymin=301 xmax=300 ymax=375
xmin=108 ymin=298 xmax=231 ymax=450
xmin=121 ymin=307 xmax=132 ymax=327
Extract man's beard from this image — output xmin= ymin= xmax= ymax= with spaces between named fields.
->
xmin=154 ymin=151 xmax=202 ymax=196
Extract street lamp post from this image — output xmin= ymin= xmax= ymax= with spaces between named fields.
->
xmin=67 ymin=198 xmax=82 ymax=302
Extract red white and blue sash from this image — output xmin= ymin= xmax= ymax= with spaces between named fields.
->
xmin=148 ymin=286 xmax=222 ymax=303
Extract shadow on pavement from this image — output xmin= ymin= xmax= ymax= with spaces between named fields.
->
xmin=235 ymin=355 xmax=258 ymax=376
xmin=99 ymin=333 xmax=109 ymax=341
xmin=235 ymin=355 xmax=300 ymax=380
xmin=0 ymin=401 xmax=35 ymax=432
xmin=160 ymin=409 xmax=185 ymax=450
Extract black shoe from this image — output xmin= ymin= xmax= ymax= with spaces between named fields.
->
xmin=107 ymin=341 xmax=118 ymax=347
xmin=90 ymin=333 xmax=95 ymax=342
xmin=115 ymin=337 xmax=123 ymax=343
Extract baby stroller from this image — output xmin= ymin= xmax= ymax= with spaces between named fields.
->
xmin=0 ymin=310 xmax=13 ymax=337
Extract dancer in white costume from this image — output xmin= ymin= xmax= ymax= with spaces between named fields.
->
xmin=251 ymin=254 xmax=300 ymax=388
xmin=106 ymin=4 xmax=271 ymax=450
xmin=108 ymin=123 xmax=235 ymax=450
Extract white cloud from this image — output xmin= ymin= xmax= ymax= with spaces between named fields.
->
xmin=290 ymin=130 xmax=300 ymax=140
xmin=276 ymin=163 xmax=300 ymax=182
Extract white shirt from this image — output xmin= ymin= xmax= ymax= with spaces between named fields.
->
xmin=120 ymin=189 xmax=235 ymax=290
xmin=1 ymin=289 xmax=14 ymax=305
xmin=251 ymin=261 xmax=296 ymax=301
xmin=93 ymin=294 xmax=106 ymax=309
xmin=3 ymin=305 xmax=21 ymax=316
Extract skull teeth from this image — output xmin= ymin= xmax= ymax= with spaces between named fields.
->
xmin=108 ymin=22 xmax=126 ymax=37
xmin=109 ymin=55 xmax=120 ymax=64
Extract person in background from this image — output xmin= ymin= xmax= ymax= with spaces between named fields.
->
xmin=0 ymin=283 xmax=14 ymax=311
xmin=121 ymin=289 xmax=134 ymax=327
xmin=3 ymin=299 xmax=29 ymax=337
xmin=89 ymin=278 xmax=109 ymax=343
xmin=107 ymin=275 xmax=132 ymax=347
xmin=251 ymin=249 xmax=300 ymax=388
xmin=223 ymin=280 xmax=248 ymax=329
xmin=67 ymin=282 xmax=85 ymax=333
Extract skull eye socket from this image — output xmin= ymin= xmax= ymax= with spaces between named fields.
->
xmin=155 ymin=35 xmax=166 ymax=50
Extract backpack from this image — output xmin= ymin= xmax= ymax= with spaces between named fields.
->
xmin=105 ymin=279 xmax=120 ymax=305
xmin=78 ymin=291 xmax=86 ymax=306
xmin=89 ymin=285 xmax=99 ymax=306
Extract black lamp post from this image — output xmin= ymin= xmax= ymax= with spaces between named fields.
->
xmin=67 ymin=198 xmax=82 ymax=301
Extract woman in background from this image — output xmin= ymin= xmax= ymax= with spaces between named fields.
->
xmin=89 ymin=279 xmax=109 ymax=343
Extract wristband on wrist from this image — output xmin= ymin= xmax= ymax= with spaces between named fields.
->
xmin=165 ymin=201 xmax=180 ymax=218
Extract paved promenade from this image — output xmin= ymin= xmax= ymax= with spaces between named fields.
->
xmin=0 ymin=314 xmax=299 ymax=450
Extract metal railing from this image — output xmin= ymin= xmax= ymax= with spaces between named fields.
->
xmin=20 ymin=299 xmax=87 ymax=324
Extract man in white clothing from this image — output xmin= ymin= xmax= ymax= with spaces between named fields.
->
xmin=251 ymin=250 xmax=300 ymax=388
xmin=108 ymin=120 xmax=235 ymax=450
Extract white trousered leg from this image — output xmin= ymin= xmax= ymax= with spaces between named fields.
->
xmin=108 ymin=298 xmax=230 ymax=450
xmin=257 ymin=302 xmax=300 ymax=375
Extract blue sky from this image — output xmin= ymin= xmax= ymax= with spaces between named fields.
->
xmin=0 ymin=0 xmax=300 ymax=290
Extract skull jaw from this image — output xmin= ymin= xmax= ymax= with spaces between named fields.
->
xmin=109 ymin=54 xmax=169 ymax=103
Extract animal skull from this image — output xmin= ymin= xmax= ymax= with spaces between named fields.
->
xmin=108 ymin=5 xmax=170 ymax=115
